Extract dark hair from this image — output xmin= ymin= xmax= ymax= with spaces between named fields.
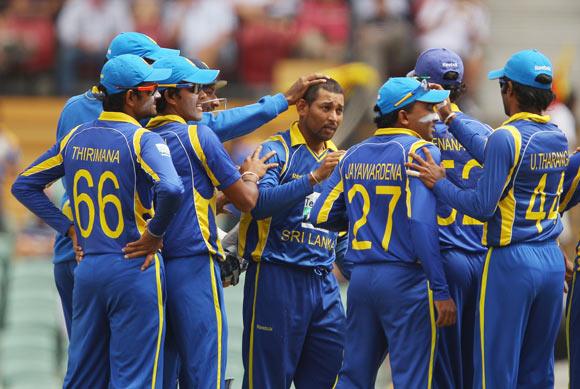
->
xmin=373 ymin=101 xmax=416 ymax=128
xmin=440 ymin=71 xmax=466 ymax=102
xmin=303 ymin=78 xmax=343 ymax=105
xmin=508 ymin=75 xmax=554 ymax=112
xmin=99 ymin=84 xmax=127 ymax=112
xmin=156 ymin=88 xmax=179 ymax=113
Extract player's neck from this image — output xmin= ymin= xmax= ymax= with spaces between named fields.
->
xmin=298 ymin=124 xmax=326 ymax=154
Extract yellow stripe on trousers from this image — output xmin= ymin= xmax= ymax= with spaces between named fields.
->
xmin=209 ymin=255 xmax=223 ymax=389
xmin=248 ymin=262 xmax=261 ymax=389
xmin=152 ymin=254 xmax=164 ymax=389
xmin=427 ymin=284 xmax=436 ymax=389
xmin=479 ymin=248 xmax=494 ymax=389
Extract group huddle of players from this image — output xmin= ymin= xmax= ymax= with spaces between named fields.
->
xmin=10 ymin=31 xmax=580 ymax=389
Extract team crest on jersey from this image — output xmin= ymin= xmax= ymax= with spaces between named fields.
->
xmin=156 ymin=143 xmax=171 ymax=157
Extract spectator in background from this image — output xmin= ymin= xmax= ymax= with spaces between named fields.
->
xmin=0 ymin=123 xmax=19 ymax=231
xmin=353 ymin=0 xmax=417 ymax=77
xmin=56 ymin=0 xmax=133 ymax=95
xmin=415 ymin=0 xmax=490 ymax=103
xmin=164 ymin=0 xmax=236 ymax=69
xmin=132 ymin=0 xmax=166 ymax=46
xmin=233 ymin=0 xmax=298 ymax=86
xmin=0 ymin=0 xmax=57 ymax=76
xmin=294 ymin=0 xmax=350 ymax=61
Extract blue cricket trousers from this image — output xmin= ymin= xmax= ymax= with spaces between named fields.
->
xmin=434 ymin=249 xmax=485 ymax=389
xmin=64 ymin=254 xmax=165 ymax=389
xmin=474 ymin=241 xmax=564 ymax=389
xmin=242 ymin=261 xmax=345 ymax=389
xmin=336 ymin=262 xmax=437 ymax=389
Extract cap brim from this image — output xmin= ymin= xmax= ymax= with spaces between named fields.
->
xmin=487 ymin=68 xmax=505 ymax=80
xmin=406 ymin=69 xmax=416 ymax=77
xmin=416 ymin=89 xmax=450 ymax=104
xmin=146 ymin=47 xmax=180 ymax=61
xmin=183 ymin=69 xmax=220 ymax=85
xmin=144 ymin=68 xmax=172 ymax=83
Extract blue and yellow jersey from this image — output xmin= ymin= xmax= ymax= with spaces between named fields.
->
xmin=560 ymin=152 xmax=580 ymax=214
xmin=54 ymin=87 xmax=103 ymax=263
xmin=13 ymin=111 xmax=183 ymax=256
xmin=432 ymin=104 xmax=492 ymax=253
xmin=310 ymin=128 xmax=450 ymax=300
xmin=560 ymin=152 xmax=580 ymax=265
xmin=147 ymin=115 xmax=241 ymax=260
xmin=238 ymin=122 xmax=339 ymax=269
xmin=434 ymin=112 xmax=569 ymax=247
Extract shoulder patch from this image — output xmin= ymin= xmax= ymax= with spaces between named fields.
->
xmin=155 ymin=143 xmax=171 ymax=157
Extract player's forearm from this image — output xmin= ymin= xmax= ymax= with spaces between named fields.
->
xmin=196 ymin=93 xmax=288 ymax=142
xmin=447 ymin=117 xmax=487 ymax=164
xmin=11 ymin=181 xmax=72 ymax=235
xmin=147 ymin=180 xmax=184 ymax=237
xmin=251 ymin=175 xmax=313 ymax=219
xmin=433 ymin=179 xmax=497 ymax=221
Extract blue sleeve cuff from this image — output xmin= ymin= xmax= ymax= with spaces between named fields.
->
xmin=271 ymin=93 xmax=289 ymax=114
xmin=433 ymin=289 xmax=451 ymax=301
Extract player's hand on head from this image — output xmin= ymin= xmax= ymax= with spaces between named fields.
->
xmin=122 ymin=229 xmax=163 ymax=270
xmin=240 ymin=145 xmax=278 ymax=179
xmin=311 ymin=150 xmax=345 ymax=184
xmin=285 ymin=73 xmax=330 ymax=105
xmin=434 ymin=298 xmax=457 ymax=327
xmin=405 ymin=147 xmax=446 ymax=189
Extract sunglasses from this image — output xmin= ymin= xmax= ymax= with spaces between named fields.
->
xmin=158 ymin=83 xmax=203 ymax=94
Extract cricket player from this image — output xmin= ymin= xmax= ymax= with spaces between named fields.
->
xmin=146 ymin=55 xmax=278 ymax=389
xmin=53 ymin=31 xmax=320 ymax=336
xmin=411 ymin=48 xmax=492 ymax=389
xmin=560 ymin=152 xmax=580 ymax=387
xmin=311 ymin=77 xmax=456 ymax=388
xmin=52 ymin=31 xmax=180 ymax=337
xmin=408 ymin=49 xmax=569 ymax=388
xmin=239 ymin=79 xmax=346 ymax=389
xmin=12 ymin=54 xmax=183 ymax=388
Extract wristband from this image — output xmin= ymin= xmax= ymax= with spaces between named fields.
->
xmin=241 ymin=171 xmax=259 ymax=183
xmin=443 ymin=112 xmax=456 ymax=125
xmin=309 ymin=171 xmax=321 ymax=185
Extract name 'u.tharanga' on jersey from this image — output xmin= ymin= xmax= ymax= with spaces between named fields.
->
xmin=11 ymin=111 xmax=184 ymax=255
xmin=433 ymin=112 xmax=569 ymax=247
xmin=432 ymin=104 xmax=493 ymax=253
xmin=238 ymin=123 xmax=339 ymax=269
xmin=146 ymin=115 xmax=241 ymax=260
xmin=310 ymin=128 xmax=450 ymax=300
xmin=560 ymin=152 xmax=580 ymax=214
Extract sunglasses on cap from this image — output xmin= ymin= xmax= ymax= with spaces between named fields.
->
xmin=157 ymin=83 xmax=203 ymax=94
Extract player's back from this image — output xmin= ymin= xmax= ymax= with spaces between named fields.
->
xmin=62 ymin=115 xmax=155 ymax=255
xmin=338 ymin=129 xmax=435 ymax=265
xmin=147 ymin=117 xmax=225 ymax=260
xmin=432 ymin=110 xmax=492 ymax=252
xmin=487 ymin=115 xmax=569 ymax=246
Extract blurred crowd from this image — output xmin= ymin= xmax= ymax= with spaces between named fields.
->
xmin=0 ymin=0 xmax=490 ymax=97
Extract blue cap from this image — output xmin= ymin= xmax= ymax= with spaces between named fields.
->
xmin=413 ymin=48 xmax=464 ymax=86
xmin=153 ymin=56 xmax=219 ymax=85
xmin=100 ymin=54 xmax=172 ymax=94
xmin=488 ymin=49 xmax=553 ymax=90
xmin=376 ymin=77 xmax=450 ymax=115
xmin=106 ymin=32 xmax=180 ymax=61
